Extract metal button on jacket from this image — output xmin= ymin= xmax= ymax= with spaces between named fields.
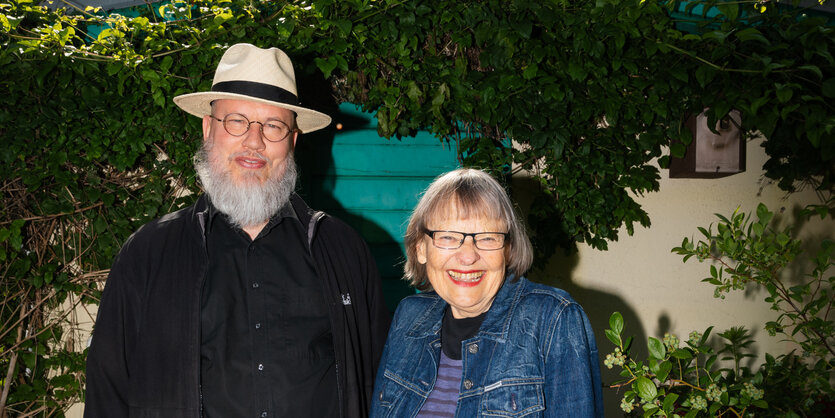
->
xmin=463 ymin=379 xmax=473 ymax=390
xmin=468 ymin=343 xmax=479 ymax=354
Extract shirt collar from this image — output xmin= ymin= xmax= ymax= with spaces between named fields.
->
xmin=205 ymin=196 xmax=298 ymax=236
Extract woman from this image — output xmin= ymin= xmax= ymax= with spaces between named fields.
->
xmin=371 ymin=168 xmax=603 ymax=417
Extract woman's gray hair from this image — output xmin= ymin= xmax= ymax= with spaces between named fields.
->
xmin=403 ymin=168 xmax=533 ymax=291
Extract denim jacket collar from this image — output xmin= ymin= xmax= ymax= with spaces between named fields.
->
xmin=404 ymin=275 xmax=525 ymax=343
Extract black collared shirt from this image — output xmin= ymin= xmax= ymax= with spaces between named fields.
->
xmin=200 ymin=201 xmax=337 ymax=417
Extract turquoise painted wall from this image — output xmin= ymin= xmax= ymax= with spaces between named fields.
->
xmin=296 ymin=103 xmax=460 ymax=312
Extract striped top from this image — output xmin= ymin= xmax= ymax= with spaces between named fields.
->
xmin=417 ymin=351 xmax=462 ymax=417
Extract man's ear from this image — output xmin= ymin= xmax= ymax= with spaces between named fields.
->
xmin=416 ymin=239 xmax=428 ymax=265
xmin=202 ymin=115 xmax=213 ymax=143
xmin=291 ymin=130 xmax=299 ymax=149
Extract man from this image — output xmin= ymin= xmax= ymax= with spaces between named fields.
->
xmin=85 ymin=43 xmax=391 ymax=418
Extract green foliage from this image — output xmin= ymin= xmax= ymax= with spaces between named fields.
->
xmin=1 ymin=0 xmax=834 ymax=414
xmin=606 ymin=312 xmax=769 ymax=417
xmin=673 ymin=204 xmax=835 ymax=361
xmin=603 ymin=203 xmax=833 ymax=417
xmin=0 ymin=0 xmax=831 ymax=252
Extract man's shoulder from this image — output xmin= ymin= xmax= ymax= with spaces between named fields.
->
xmin=317 ymin=212 xmax=363 ymax=239
xmin=123 ymin=200 xmax=203 ymax=247
xmin=291 ymin=195 xmax=367 ymax=247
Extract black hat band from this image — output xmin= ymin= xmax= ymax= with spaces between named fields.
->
xmin=212 ymin=81 xmax=299 ymax=106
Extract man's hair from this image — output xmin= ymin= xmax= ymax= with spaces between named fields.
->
xmin=403 ymin=168 xmax=533 ymax=291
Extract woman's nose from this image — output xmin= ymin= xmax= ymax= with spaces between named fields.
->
xmin=456 ymin=236 xmax=480 ymax=264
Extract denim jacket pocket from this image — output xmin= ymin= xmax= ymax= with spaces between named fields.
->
xmin=480 ymin=380 xmax=545 ymax=417
xmin=372 ymin=370 xmax=431 ymax=417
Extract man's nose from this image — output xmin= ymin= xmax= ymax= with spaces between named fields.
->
xmin=241 ymin=122 xmax=267 ymax=150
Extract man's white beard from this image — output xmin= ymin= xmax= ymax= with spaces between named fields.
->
xmin=194 ymin=142 xmax=297 ymax=229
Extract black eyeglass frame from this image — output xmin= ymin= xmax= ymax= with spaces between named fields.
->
xmin=423 ymin=229 xmax=509 ymax=251
xmin=209 ymin=113 xmax=295 ymax=143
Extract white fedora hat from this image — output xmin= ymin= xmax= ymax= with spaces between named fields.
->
xmin=173 ymin=43 xmax=332 ymax=133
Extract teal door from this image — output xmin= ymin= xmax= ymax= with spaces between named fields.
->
xmin=296 ymin=103 xmax=460 ymax=312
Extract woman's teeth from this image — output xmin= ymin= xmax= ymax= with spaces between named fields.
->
xmin=448 ymin=271 xmax=483 ymax=282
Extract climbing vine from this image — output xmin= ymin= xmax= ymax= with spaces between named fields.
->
xmin=1 ymin=0 xmax=833 ymax=414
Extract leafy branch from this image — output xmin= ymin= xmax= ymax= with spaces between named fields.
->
xmin=605 ymin=312 xmax=766 ymax=417
xmin=673 ymin=203 xmax=835 ymax=360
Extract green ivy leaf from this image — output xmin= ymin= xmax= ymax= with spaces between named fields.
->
xmin=694 ymin=65 xmax=713 ymax=88
xmin=735 ymin=28 xmax=768 ymax=44
xmin=635 ymin=376 xmax=658 ymax=402
xmin=662 ymin=393 xmax=679 ymax=412
xmin=670 ymin=142 xmax=686 ymax=159
xmin=671 ymin=348 xmax=693 ymax=360
xmin=752 ymin=399 xmax=768 ymax=408
xmin=431 ymin=83 xmax=449 ymax=109
xmin=609 ymin=311 xmax=624 ymax=335
xmin=716 ymin=3 xmax=739 ymax=21
xmin=605 ymin=329 xmax=622 ymax=347
xmin=314 ymin=56 xmax=338 ymax=78
xmin=798 ymin=65 xmax=822 ymax=79
xmin=334 ymin=19 xmax=352 ymax=35
xmin=522 ymin=62 xmax=538 ymax=80
xmin=648 ymin=336 xmax=666 ymax=360
xmin=656 ymin=361 xmax=672 ymax=383
xmin=776 ymin=84 xmax=793 ymax=103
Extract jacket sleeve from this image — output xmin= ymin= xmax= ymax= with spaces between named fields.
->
xmin=543 ymin=301 xmax=604 ymax=417
xmin=84 ymin=241 xmax=141 ymax=418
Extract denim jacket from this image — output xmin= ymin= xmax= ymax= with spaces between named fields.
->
xmin=370 ymin=277 xmax=603 ymax=417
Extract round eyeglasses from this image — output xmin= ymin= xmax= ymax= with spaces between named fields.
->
xmin=423 ymin=229 xmax=508 ymax=251
xmin=209 ymin=113 xmax=294 ymax=143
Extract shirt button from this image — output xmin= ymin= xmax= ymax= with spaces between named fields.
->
xmin=257 ymin=363 xmax=264 ymax=371
xmin=252 ymin=282 xmax=260 ymax=288
xmin=255 ymin=323 xmax=261 ymax=329
xmin=468 ymin=343 xmax=479 ymax=354
xmin=261 ymin=412 xmax=267 ymax=417
xmin=463 ymin=379 xmax=473 ymax=390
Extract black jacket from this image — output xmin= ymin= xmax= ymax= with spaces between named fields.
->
xmin=85 ymin=194 xmax=391 ymax=417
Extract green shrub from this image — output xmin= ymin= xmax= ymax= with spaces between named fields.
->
xmin=605 ymin=204 xmax=834 ymax=417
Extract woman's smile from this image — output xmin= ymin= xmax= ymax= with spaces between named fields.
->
xmin=446 ymin=270 xmax=485 ymax=286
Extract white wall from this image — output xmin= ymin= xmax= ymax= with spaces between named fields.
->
xmin=518 ymin=136 xmax=833 ymax=416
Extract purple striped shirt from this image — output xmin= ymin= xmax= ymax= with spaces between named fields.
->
xmin=417 ymin=351 xmax=462 ymax=417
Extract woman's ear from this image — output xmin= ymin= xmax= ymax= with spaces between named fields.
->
xmin=416 ymin=240 xmax=428 ymax=265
